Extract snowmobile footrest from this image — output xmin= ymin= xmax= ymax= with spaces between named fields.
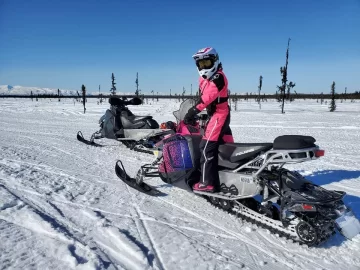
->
xmin=193 ymin=190 xmax=255 ymax=200
xmin=115 ymin=160 xmax=165 ymax=196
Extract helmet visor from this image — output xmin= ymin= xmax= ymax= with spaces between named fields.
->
xmin=196 ymin=59 xmax=214 ymax=71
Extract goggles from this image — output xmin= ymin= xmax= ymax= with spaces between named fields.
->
xmin=196 ymin=59 xmax=214 ymax=70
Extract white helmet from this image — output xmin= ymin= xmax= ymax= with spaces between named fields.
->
xmin=192 ymin=47 xmax=220 ymax=79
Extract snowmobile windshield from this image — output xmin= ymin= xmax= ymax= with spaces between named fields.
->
xmin=173 ymin=98 xmax=197 ymax=123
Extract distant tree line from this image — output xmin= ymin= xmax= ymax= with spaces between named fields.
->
xmin=2 ymin=92 xmax=360 ymax=100
xmin=2 ymin=69 xmax=359 ymax=103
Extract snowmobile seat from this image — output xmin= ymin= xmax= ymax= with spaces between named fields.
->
xmin=132 ymin=115 xmax=153 ymax=123
xmin=120 ymin=115 xmax=154 ymax=129
xmin=273 ymin=135 xmax=316 ymax=150
xmin=219 ymin=143 xmax=273 ymax=163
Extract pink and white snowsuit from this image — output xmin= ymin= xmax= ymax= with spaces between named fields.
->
xmin=195 ymin=68 xmax=234 ymax=189
xmin=196 ymin=69 xmax=233 ymax=143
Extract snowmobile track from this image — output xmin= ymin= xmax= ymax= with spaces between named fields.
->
xmin=134 ymin=205 xmax=166 ymax=270
xmin=0 ymin=183 xmax=118 ymax=270
xmin=257 ymin=230 xmax=327 ymax=270
xmin=224 ymin=202 xmax=299 ymax=243
xmin=207 ymin=196 xmax=336 ymax=247
xmin=159 ymin=220 xmax=247 ymax=269
xmin=154 ymin=196 xmax=297 ymax=269
xmin=124 ymin=182 xmax=166 ymax=270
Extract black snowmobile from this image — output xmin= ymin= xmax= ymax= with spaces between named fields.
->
xmin=77 ymin=96 xmax=174 ymax=153
xmin=115 ymin=99 xmax=360 ymax=246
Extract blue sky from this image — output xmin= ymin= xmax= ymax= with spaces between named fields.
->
xmin=0 ymin=0 xmax=359 ymax=94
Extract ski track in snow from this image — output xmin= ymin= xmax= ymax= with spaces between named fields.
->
xmin=1 ymin=98 xmax=360 ymax=270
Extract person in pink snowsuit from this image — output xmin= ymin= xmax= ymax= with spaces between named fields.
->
xmin=184 ymin=47 xmax=234 ymax=192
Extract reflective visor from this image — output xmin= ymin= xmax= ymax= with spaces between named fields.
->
xmin=196 ymin=59 xmax=214 ymax=70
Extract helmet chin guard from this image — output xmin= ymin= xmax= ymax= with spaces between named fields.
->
xmin=192 ymin=47 xmax=220 ymax=79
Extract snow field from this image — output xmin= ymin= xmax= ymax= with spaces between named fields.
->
xmin=0 ymin=98 xmax=359 ymax=270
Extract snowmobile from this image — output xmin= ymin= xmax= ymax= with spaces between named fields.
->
xmin=77 ymin=96 xmax=174 ymax=154
xmin=115 ymin=99 xmax=360 ymax=246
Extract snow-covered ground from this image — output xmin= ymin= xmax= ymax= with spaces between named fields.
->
xmin=0 ymin=97 xmax=360 ymax=270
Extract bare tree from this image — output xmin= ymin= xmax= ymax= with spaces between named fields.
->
xmin=98 ymin=85 xmax=104 ymax=104
xmin=182 ymin=87 xmax=186 ymax=101
xmin=110 ymin=73 xmax=116 ymax=95
xmin=286 ymin=81 xmax=296 ymax=101
xmin=229 ymin=89 xmax=231 ymax=111
xmin=329 ymin=81 xmax=336 ymax=112
xmin=233 ymin=93 xmax=238 ymax=111
xmin=277 ymin=38 xmax=295 ymax=113
xmin=320 ymin=92 xmax=324 ymax=104
xmin=135 ymin=72 xmax=139 ymax=96
xmin=76 ymin=91 xmax=80 ymax=102
xmin=258 ymin=75 xmax=263 ymax=109
xmin=344 ymin=87 xmax=347 ymax=102
xmin=81 ymin=84 xmax=86 ymax=113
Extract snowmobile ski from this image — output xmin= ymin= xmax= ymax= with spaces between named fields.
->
xmin=77 ymin=131 xmax=103 ymax=147
xmin=115 ymin=160 xmax=165 ymax=196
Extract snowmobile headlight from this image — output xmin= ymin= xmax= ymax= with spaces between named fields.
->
xmin=153 ymin=150 xmax=162 ymax=158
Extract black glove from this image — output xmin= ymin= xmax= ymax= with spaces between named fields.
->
xmin=184 ymin=107 xmax=200 ymax=125
xmin=165 ymin=121 xmax=176 ymax=130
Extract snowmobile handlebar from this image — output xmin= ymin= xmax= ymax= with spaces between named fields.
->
xmin=195 ymin=113 xmax=208 ymax=121
xmin=109 ymin=97 xmax=143 ymax=107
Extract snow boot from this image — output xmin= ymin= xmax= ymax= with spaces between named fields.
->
xmin=193 ymin=182 xmax=215 ymax=192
